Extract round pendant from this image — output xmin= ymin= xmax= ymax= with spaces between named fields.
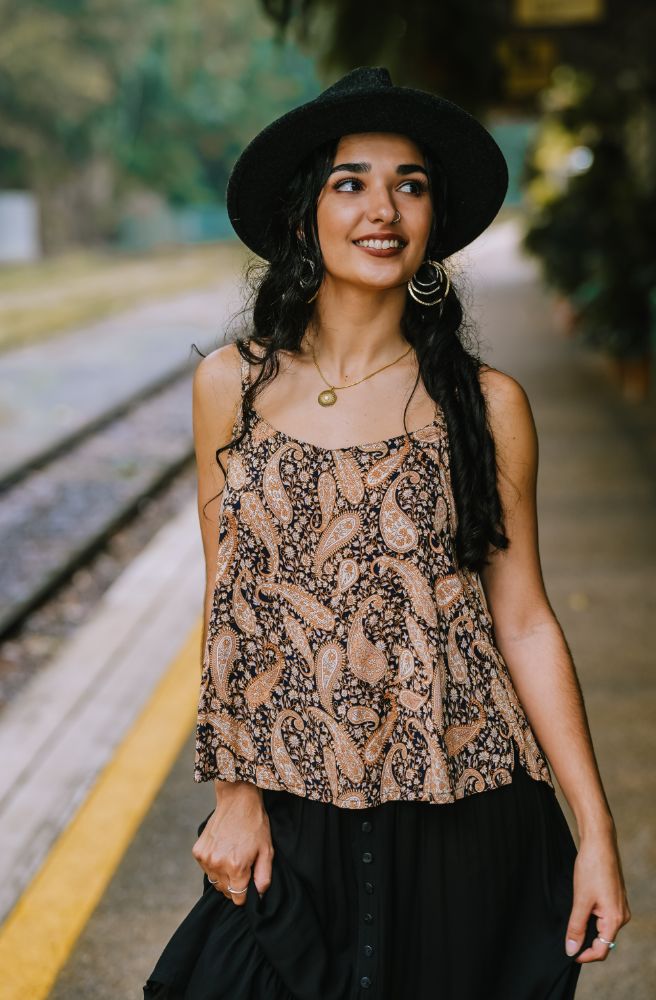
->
xmin=318 ymin=388 xmax=337 ymax=407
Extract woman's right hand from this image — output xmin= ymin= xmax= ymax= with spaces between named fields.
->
xmin=192 ymin=782 xmax=274 ymax=906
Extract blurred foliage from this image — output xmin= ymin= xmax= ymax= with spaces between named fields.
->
xmin=521 ymin=58 xmax=656 ymax=359
xmin=0 ymin=0 xmax=320 ymax=245
xmin=259 ymin=0 xmax=508 ymax=115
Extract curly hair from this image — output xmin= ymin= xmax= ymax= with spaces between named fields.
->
xmin=195 ymin=135 xmax=509 ymax=572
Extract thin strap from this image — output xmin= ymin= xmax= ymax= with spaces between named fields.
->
xmin=232 ymin=348 xmax=251 ymax=439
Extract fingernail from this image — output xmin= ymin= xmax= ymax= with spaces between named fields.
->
xmin=565 ymin=939 xmax=579 ymax=956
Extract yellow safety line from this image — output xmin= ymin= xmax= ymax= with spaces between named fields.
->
xmin=0 ymin=618 xmax=202 ymax=999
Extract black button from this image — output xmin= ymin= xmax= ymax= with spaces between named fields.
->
xmin=362 ymin=851 xmax=373 ymax=863
xmin=364 ymin=881 xmax=374 ymax=894
xmin=360 ymin=976 xmax=371 ymax=988
xmin=363 ymin=944 xmax=374 ymax=957
xmin=363 ymin=912 xmax=373 ymax=923
xmin=361 ymin=820 xmax=372 ymax=833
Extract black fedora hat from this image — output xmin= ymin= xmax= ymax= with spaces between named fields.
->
xmin=226 ymin=66 xmax=509 ymax=262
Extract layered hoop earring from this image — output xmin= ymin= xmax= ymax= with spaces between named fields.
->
xmin=299 ymin=255 xmax=320 ymax=303
xmin=407 ymin=258 xmax=450 ymax=307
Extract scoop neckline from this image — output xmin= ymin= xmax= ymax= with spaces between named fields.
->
xmin=250 ymin=408 xmax=444 ymax=454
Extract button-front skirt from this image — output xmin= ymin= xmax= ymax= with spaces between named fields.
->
xmin=143 ymin=741 xmax=597 ymax=999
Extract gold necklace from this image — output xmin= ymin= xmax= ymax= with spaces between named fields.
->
xmin=311 ymin=342 xmax=414 ymax=407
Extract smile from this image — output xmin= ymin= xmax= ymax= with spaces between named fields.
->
xmin=353 ymin=238 xmax=406 ymax=249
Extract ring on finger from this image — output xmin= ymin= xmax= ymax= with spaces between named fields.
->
xmin=207 ymin=875 xmax=220 ymax=885
xmin=227 ymin=884 xmax=248 ymax=895
xmin=596 ymin=935 xmax=617 ymax=950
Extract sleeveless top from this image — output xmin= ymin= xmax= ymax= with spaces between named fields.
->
xmin=194 ymin=346 xmax=554 ymax=808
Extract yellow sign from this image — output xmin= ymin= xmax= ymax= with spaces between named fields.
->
xmin=513 ymin=0 xmax=604 ymax=25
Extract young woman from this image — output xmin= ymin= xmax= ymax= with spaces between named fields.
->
xmin=144 ymin=66 xmax=630 ymax=1000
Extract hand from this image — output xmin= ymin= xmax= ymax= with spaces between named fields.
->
xmin=192 ymin=782 xmax=274 ymax=906
xmin=565 ymin=828 xmax=631 ymax=963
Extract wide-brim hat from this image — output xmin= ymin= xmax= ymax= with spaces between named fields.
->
xmin=226 ymin=66 xmax=509 ymax=262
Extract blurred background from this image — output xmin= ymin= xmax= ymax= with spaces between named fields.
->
xmin=0 ymin=2 xmax=654 ymax=998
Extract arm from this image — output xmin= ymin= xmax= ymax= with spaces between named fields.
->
xmin=477 ymin=367 xmax=631 ymax=962
xmin=191 ymin=344 xmax=273 ymax=904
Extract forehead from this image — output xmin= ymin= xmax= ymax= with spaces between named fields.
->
xmin=334 ymin=132 xmax=425 ymax=162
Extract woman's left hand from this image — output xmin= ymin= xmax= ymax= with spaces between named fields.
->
xmin=565 ymin=827 xmax=631 ymax=963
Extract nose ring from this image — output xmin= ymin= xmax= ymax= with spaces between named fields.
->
xmin=392 ymin=210 xmax=401 ymax=223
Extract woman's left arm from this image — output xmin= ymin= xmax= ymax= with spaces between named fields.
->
xmin=477 ymin=368 xmax=631 ymax=965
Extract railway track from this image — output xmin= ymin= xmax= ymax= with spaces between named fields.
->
xmin=0 ymin=364 xmax=198 ymax=640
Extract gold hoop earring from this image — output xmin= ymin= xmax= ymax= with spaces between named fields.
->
xmin=407 ymin=258 xmax=450 ymax=307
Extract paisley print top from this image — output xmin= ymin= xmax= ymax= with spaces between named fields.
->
xmin=194 ymin=348 xmax=554 ymax=808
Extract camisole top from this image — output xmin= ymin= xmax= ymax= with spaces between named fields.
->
xmin=194 ymin=346 xmax=554 ymax=808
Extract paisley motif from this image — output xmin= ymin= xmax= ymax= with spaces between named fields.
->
xmin=271 ymin=709 xmax=307 ymax=795
xmin=283 ymin=612 xmax=315 ymax=677
xmin=227 ymin=452 xmax=248 ymax=490
xmin=243 ymin=642 xmax=284 ymax=708
xmin=198 ymin=710 xmax=257 ymax=761
xmin=307 ymin=706 xmax=365 ymax=783
xmin=347 ymin=595 xmax=389 ymax=684
xmin=207 ymin=627 xmax=240 ymax=703
xmin=380 ymin=743 xmax=406 ymax=800
xmin=446 ymin=614 xmax=474 ymax=684
xmin=240 ymin=491 xmax=280 ymax=577
xmin=232 ymin=567 xmax=257 ymax=635
xmin=314 ymin=512 xmax=362 ymax=575
xmin=379 ymin=470 xmax=421 ymax=552
xmin=315 ymin=641 xmax=345 ymax=715
xmin=365 ymin=438 xmax=410 ymax=487
xmin=333 ymin=558 xmax=360 ymax=595
xmin=263 ymin=442 xmax=303 ymax=524
xmin=372 ymin=555 xmax=437 ymax=627
xmin=332 ymin=449 xmax=365 ymax=504
xmin=316 ymin=471 xmax=337 ymax=531
xmin=255 ymin=581 xmax=336 ymax=630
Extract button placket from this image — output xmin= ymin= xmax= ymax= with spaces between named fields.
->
xmin=355 ymin=812 xmax=379 ymax=995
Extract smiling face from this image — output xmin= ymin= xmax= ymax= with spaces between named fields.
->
xmin=314 ymin=132 xmax=433 ymax=293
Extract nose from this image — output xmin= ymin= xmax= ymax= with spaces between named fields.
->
xmin=366 ymin=186 xmax=398 ymax=225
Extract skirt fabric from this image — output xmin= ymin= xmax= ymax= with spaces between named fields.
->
xmin=143 ymin=740 xmax=597 ymax=1000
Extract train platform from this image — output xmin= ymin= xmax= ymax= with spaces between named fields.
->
xmin=0 ymin=218 xmax=653 ymax=998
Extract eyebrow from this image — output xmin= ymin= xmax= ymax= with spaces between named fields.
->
xmin=329 ymin=161 xmax=428 ymax=178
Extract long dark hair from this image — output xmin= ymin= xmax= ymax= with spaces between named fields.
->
xmin=195 ymin=135 xmax=509 ymax=573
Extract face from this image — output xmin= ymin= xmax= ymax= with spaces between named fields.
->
xmin=314 ymin=132 xmax=433 ymax=293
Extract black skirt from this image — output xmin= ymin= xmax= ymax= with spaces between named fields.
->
xmin=143 ymin=741 xmax=597 ymax=1000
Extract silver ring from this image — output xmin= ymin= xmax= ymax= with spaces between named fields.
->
xmin=227 ymin=884 xmax=248 ymax=895
xmin=392 ymin=209 xmax=401 ymax=223
xmin=596 ymin=935 xmax=616 ymax=949
xmin=207 ymin=875 xmax=220 ymax=884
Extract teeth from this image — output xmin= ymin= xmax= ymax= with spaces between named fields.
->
xmin=354 ymin=239 xmax=404 ymax=249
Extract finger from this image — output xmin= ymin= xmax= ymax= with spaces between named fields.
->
xmin=565 ymin=898 xmax=595 ymax=958
xmin=575 ymin=934 xmax=612 ymax=964
xmin=252 ymin=850 xmax=274 ymax=901
xmin=225 ymin=879 xmax=250 ymax=906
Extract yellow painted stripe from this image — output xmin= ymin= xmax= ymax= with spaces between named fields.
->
xmin=0 ymin=619 xmax=202 ymax=1000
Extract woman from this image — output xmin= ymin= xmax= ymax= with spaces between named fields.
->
xmin=144 ymin=67 xmax=630 ymax=999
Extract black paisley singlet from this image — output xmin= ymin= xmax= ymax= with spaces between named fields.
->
xmin=194 ymin=345 xmax=554 ymax=808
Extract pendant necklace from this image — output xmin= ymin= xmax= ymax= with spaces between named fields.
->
xmin=311 ymin=341 xmax=414 ymax=407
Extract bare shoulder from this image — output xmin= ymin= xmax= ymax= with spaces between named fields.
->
xmin=477 ymin=364 xmax=537 ymax=466
xmin=192 ymin=342 xmax=243 ymax=438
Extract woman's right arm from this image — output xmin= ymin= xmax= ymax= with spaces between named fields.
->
xmin=190 ymin=344 xmax=274 ymax=906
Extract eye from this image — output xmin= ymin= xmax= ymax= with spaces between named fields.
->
xmin=399 ymin=179 xmax=428 ymax=196
xmin=332 ymin=177 xmax=363 ymax=192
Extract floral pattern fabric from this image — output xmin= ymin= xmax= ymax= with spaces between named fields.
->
xmin=194 ymin=350 xmax=554 ymax=808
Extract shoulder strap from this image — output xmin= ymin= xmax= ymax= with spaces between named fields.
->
xmin=232 ymin=344 xmax=251 ymax=439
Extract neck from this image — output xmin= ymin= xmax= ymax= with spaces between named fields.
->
xmin=302 ymin=276 xmax=411 ymax=382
